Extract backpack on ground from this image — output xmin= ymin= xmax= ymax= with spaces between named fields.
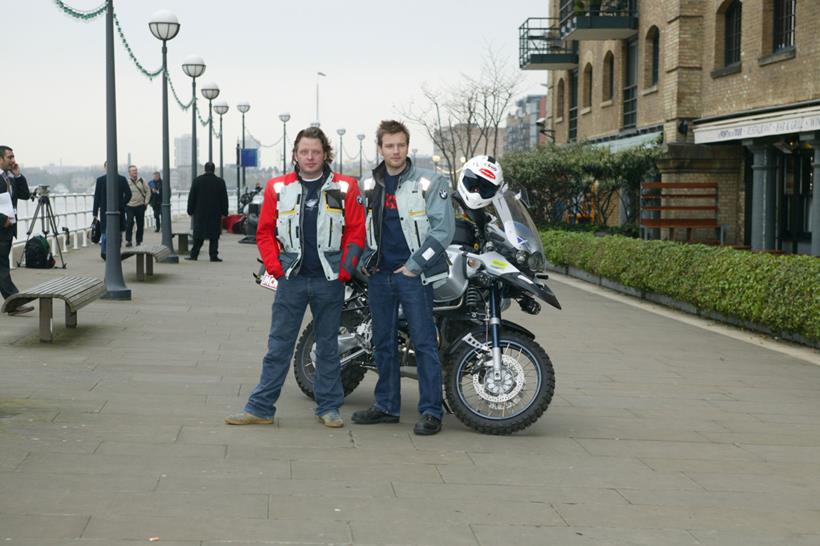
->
xmin=24 ymin=235 xmax=56 ymax=269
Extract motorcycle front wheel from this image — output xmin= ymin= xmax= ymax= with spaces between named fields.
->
xmin=293 ymin=321 xmax=368 ymax=400
xmin=445 ymin=331 xmax=555 ymax=435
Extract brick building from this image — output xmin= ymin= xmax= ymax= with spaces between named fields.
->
xmin=520 ymin=0 xmax=819 ymax=255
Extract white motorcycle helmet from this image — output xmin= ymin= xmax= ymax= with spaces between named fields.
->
xmin=457 ymin=155 xmax=503 ymax=209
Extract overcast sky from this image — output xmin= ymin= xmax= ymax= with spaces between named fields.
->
xmin=6 ymin=0 xmax=549 ymax=169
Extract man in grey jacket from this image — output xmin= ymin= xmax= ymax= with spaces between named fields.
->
xmin=352 ymin=120 xmax=454 ymax=435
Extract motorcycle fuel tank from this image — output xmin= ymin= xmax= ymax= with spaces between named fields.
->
xmin=433 ymin=247 xmax=468 ymax=303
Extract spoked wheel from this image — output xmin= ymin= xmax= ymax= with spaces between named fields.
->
xmin=445 ymin=331 xmax=555 ymax=435
xmin=293 ymin=319 xmax=368 ymax=400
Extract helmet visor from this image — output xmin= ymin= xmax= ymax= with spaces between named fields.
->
xmin=462 ymin=170 xmax=498 ymax=199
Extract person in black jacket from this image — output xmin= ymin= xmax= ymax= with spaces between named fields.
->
xmin=186 ymin=161 xmax=228 ymax=262
xmin=0 ymin=145 xmax=33 ymax=314
xmin=92 ymin=162 xmax=131 ymax=260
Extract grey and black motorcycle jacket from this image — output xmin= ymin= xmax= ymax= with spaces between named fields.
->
xmin=359 ymin=159 xmax=455 ymax=285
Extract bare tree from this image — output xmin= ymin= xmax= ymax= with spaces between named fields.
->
xmin=402 ymin=47 xmax=522 ymax=184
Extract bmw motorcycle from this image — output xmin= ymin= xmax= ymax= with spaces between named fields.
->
xmin=260 ymin=188 xmax=561 ymax=435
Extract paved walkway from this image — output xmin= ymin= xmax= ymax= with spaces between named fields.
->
xmin=1 ymin=227 xmax=819 ymax=545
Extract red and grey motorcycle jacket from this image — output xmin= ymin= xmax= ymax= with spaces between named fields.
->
xmin=257 ymin=170 xmax=365 ymax=281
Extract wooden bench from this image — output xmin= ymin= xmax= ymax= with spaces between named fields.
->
xmin=0 ymin=276 xmax=106 ymax=342
xmin=640 ymin=182 xmax=724 ymax=243
xmin=172 ymin=232 xmax=191 ymax=255
xmin=121 ymin=244 xmax=172 ymax=281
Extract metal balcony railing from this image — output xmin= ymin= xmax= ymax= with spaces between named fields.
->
xmin=519 ymin=17 xmax=579 ymax=70
xmin=558 ymin=0 xmax=639 ymax=41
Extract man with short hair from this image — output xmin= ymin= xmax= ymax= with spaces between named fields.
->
xmin=93 ymin=162 xmax=131 ymax=261
xmin=0 ymin=145 xmax=33 ymax=314
xmin=186 ymin=162 xmax=228 ymax=262
xmin=353 ymin=120 xmax=454 ymax=435
xmin=225 ymin=127 xmax=365 ymax=428
xmin=124 ymin=165 xmax=151 ymax=247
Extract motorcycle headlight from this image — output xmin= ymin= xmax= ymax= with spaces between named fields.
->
xmin=527 ymin=252 xmax=546 ymax=272
xmin=515 ymin=250 xmax=528 ymax=265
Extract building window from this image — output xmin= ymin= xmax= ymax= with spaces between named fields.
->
xmin=583 ymin=63 xmax=593 ymax=108
xmin=569 ymin=69 xmax=578 ymax=142
xmin=724 ymin=0 xmax=742 ymax=66
xmin=645 ymin=26 xmax=660 ymax=87
xmin=603 ymin=51 xmax=614 ymax=101
xmin=623 ymin=38 xmax=638 ymax=129
xmin=556 ymin=79 xmax=565 ymax=120
xmin=773 ymin=0 xmax=796 ymax=51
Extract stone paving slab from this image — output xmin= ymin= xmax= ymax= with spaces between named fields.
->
xmin=1 ymin=227 xmax=819 ymax=545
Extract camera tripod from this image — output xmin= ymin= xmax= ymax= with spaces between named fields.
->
xmin=17 ymin=192 xmax=68 ymax=268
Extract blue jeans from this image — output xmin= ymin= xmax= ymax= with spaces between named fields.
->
xmin=245 ymin=275 xmax=345 ymax=418
xmin=368 ymin=270 xmax=443 ymax=420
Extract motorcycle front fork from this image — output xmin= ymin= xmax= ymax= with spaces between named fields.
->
xmin=488 ymin=283 xmax=504 ymax=381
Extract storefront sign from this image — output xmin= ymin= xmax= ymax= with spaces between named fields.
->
xmin=694 ymin=106 xmax=820 ymax=144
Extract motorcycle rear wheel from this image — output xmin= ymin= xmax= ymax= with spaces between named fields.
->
xmin=445 ymin=331 xmax=555 ymax=435
xmin=293 ymin=321 xmax=368 ymax=400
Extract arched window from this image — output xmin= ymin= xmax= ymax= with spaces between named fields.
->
xmin=583 ymin=63 xmax=593 ymax=108
xmin=556 ymin=79 xmax=565 ymax=120
xmin=724 ymin=0 xmax=742 ymax=66
xmin=603 ymin=51 xmax=614 ymax=101
xmin=645 ymin=26 xmax=660 ymax=87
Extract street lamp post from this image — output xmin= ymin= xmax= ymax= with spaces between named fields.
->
xmin=236 ymin=101 xmax=250 ymax=199
xmin=182 ymin=55 xmax=206 ymax=184
xmin=200 ymin=82 xmax=220 ymax=163
xmin=279 ymin=112 xmax=291 ymax=174
xmin=103 ymin=0 xmax=130 ymax=299
xmin=315 ymin=71 xmax=326 ymax=126
xmin=356 ymin=133 xmax=365 ymax=177
xmin=213 ymin=100 xmax=229 ymax=179
xmin=149 ymin=9 xmax=180 ymax=264
xmin=336 ymin=128 xmax=346 ymax=174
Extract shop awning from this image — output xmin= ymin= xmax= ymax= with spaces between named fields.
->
xmin=694 ymin=104 xmax=820 ymax=144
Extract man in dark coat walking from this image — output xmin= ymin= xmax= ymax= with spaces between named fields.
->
xmin=93 ymin=162 xmax=131 ymax=260
xmin=186 ymin=161 xmax=229 ymax=262
xmin=0 ymin=145 xmax=33 ymax=314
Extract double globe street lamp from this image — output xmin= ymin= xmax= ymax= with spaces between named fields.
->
xmin=182 ymin=55 xmax=206 ymax=184
xmin=213 ymin=100 xmax=229 ymax=179
xmin=200 ymin=82 xmax=220 ymax=164
xmin=149 ymin=9 xmax=180 ymax=264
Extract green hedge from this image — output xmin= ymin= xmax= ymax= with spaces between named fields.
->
xmin=541 ymin=230 xmax=820 ymax=342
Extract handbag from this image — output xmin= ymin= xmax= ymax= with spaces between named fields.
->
xmin=90 ymin=217 xmax=101 ymax=244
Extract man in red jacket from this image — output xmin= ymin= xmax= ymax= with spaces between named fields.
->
xmin=226 ymin=127 xmax=365 ymax=428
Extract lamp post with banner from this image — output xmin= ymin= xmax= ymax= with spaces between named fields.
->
xmin=237 ymin=101 xmax=250 ymax=196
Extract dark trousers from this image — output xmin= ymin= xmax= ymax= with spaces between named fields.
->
xmin=190 ymin=236 xmax=219 ymax=259
xmin=245 ymin=275 xmax=345 ymax=418
xmin=151 ymin=204 xmax=161 ymax=230
xmin=368 ymin=270 xmax=443 ymax=419
xmin=0 ymin=238 xmax=19 ymax=300
xmin=125 ymin=205 xmax=146 ymax=245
